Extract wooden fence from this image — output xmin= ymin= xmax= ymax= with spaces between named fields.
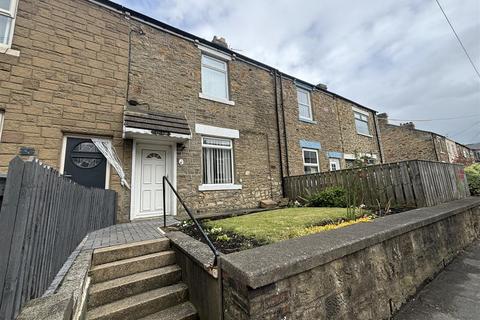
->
xmin=284 ymin=160 xmax=470 ymax=208
xmin=0 ymin=157 xmax=116 ymax=320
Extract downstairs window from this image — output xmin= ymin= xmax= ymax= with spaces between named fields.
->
xmin=202 ymin=137 xmax=234 ymax=184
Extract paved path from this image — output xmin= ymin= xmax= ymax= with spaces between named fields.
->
xmin=83 ymin=216 xmax=179 ymax=250
xmin=395 ymin=240 xmax=480 ymax=320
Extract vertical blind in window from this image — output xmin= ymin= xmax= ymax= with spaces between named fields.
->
xmin=202 ymin=137 xmax=233 ymax=184
xmin=297 ymin=88 xmax=312 ymax=120
xmin=201 ymin=55 xmax=228 ymax=100
xmin=354 ymin=112 xmax=370 ymax=135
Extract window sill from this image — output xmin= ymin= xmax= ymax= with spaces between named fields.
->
xmin=0 ymin=47 xmax=20 ymax=57
xmin=198 ymin=184 xmax=242 ymax=191
xmin=357 ymin=132 xmax=373 ymax=138
xmin=199 ymin=93 xmax=235 ymax=106
xmin=299 ymin=118 xmax=317 ymax=124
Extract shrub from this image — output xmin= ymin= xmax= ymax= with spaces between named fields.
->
xmin=306 ymin=187 xmax=347 ymax=207
xmin=465 ymin=163 xmax=480 ymax=195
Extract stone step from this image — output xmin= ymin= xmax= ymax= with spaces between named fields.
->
xmin=92 ymin=238 xmax=170 ymax=266
xmin=88 ymin=265 xmax=182 ymax=309
xmin=87 ymin=283 xmax=188 ymax=320
xmin=139 ymin=302 xmax=197 ymax=320
xmin=90 ymin=251 xmax=176 ymax=284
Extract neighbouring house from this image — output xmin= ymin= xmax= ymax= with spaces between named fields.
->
xmin=377 ymin=113 xmax=475 ymax=165
xmin=281 ymin=79 xmax=382 ymax=176
xmin=0 ymin=0 xmax=382 ymax=223
xmin=466 ymin=143 xmax=480 ymax=162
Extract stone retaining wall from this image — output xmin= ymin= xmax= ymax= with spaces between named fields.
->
xmin=219 ymin=197 xmax=480 ymax=320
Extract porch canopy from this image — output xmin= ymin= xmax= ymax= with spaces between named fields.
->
xmin=123 ymin=106 xmax=191 ymax=141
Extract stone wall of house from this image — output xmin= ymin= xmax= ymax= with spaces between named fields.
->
xmin=128 ymin=22 xmax=283 ymax=216
xmin=378 ymin=114 xmax=439 ymax=163
xmin=335 ymin=96 xmax=382 ymax=162
xmin=220 ymin=198 xmax=480 ymax=320
xmin=280 ymin=79 xmax=381 ymax=175
xmin=0 ymin=0 xmax=385 ymax=222
xmin=280 ymin=80 xmax=342 ymax=175
xmin=0 ymin=0 xmax=131 ymax=221
xmin=433 ymin=135 xmax=449 ymax=162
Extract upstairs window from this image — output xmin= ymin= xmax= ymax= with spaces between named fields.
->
xmin=201 ymin=54 xmax=229 ymax=100
xmin=354 ymin=111 xmax=370 ymax=135
xmin=0 ymin=0 xmax=18 ymax=48
xmin=302 ymin=148 xmax=319 ymax=174
xmin=297 ymin=87 xmax=313 ymax=121
xmin=202 ymin=137 xmax=234 ymax=185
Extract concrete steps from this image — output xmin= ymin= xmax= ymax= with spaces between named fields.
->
xmin=89 ymin=251 xmax=176 ymax=283
xmin=87 ymin=283 xmax=189 ymax=320
xmin=138 ymin=301 xmax=197 ymax=320
xmin=88 ymin=265 xmax=182 ymax=308
xmin=86 ymin=239 xmax=197 ymax=320
xmin=92 ymin=238 xmax=171 ymax=266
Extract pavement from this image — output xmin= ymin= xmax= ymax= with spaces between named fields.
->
xmin=82 ymin=216 xmax=179 ymax=250
xmin=394 ymin=240 xmax=480 ymax=320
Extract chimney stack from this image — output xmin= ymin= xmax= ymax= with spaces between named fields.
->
xmin=316 ymin=83 xmax=328 ymax=90
xmin=400 ymin=122 xmax=415 ymax=130
xmin=377 ymin=113 xmax=388 ymax=125
xmin=212 ymin=36 xmax=228 ymax=48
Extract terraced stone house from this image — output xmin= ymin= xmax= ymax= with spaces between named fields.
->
xmin=0 ymin=0 xmax=382 ymax=222
xmin=378 ymin=113 xmax=475 ymax=165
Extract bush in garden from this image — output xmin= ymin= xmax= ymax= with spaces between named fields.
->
xmin=465 ymin=163 xmax=480 ymax=195
xmin=306 ymin=187 xmax=347 ymax=207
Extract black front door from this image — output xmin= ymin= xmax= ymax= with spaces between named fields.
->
xmin=64 ymin=137 xmax=107 ymax=188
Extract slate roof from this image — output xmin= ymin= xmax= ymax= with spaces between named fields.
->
xmin=466 ymin=143 xmax=480 ymax=150
xmin=124 ymin=107 xmax=191 ymax=136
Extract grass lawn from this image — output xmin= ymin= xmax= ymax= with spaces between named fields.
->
xmin=205 ymin=207 xmax=368 ymax=243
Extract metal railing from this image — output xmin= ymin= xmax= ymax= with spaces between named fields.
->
xmin=163 ymin=176 xmax=220 ymax=266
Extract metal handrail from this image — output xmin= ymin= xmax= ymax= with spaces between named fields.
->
xmin=163 ymin=176 xmax=220 ymax=266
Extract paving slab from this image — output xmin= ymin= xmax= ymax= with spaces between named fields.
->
xmin=395 ymin=240 xmax=480 ymax=320
xmin=83 ymin=217 xmax=179 ymax=251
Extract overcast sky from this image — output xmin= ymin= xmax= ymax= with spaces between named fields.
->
xmin=113 ymin=0 xmax=480 ymax=144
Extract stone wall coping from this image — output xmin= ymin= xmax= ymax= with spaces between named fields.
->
xmin=219 ymin=197 xmax=480 ymax=289
xmin=167 ymin=231 xmax=219 ymax=277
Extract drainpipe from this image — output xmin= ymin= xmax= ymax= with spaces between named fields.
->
xmin=273 ymin=70 xmax=285 ymax=197
xmin=279 ymin=73 xmax=290 ymax=176
xmin=373 ymin=113 xmax=384 ymax=163
xmin=334 ymin=96 xmax=346 ymax=155
xmin=431 ymin=133 xmax=440 ymax=161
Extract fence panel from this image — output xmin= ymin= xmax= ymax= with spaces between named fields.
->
xmin=283 ymin=160 xmax=470 ymax=209
xmin=0 ymin=157 xmax=116 ymax=320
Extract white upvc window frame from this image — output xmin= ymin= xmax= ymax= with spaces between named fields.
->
xmin=297 ymin=87 xmax=313 ymax=121
xmin=200 ymin=54 xmax=233 ymax=104
xmin=200 ymin=136 xmax=241 ymax=191
xmin=0 ymin=0 xmax=19 ymax=53
xmin=302 ymin=148 xmax=320 ymax=174
xmin=353 ymin=108 xmax=371 ymax=136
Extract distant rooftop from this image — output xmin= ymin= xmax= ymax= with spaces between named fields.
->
xmin=466 ymin=143 xmax=480 ymax=150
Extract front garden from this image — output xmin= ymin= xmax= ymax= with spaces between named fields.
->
xmin=177 ymin=187 xmax=384 ymax=253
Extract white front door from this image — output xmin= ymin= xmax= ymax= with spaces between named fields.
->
xmin=329 ymin=158 xmax=341 ymax=171
xmin=134 ymin=147 xmax=167 ymax=219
